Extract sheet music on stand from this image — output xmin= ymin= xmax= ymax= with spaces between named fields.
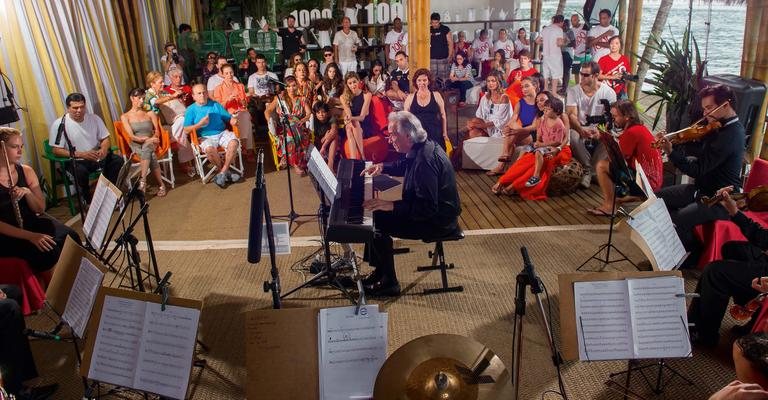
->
xmin=624 ymin=197 xmax=687 ymax=271
xmin=573 ymin=275 xmax=691 ymax=361
xmin=308 ymin=147 xmax=337 ymax=204
xmin=318 ymin=305 xmax=388 ymax=400
xmin=61 ymin=257 xmax=104 ymax=338
xmin=83 ymin=175 xmax=121 ymax=250
xmin=634 ymin=161 xmax=656 ymax=200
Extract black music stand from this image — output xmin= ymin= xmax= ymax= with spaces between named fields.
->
xmin=54 ymin=114 xmax=91 ymax=246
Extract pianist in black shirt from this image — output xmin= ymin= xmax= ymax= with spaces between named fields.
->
xmin=361 ymin=111 xmax=461 ymax=296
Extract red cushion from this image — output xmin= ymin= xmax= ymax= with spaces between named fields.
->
xmin=694 ymin=211 xmax=768 ymax=268
xmin=746 ymin=158 xmax=768 ymax=192
xmin=0 ymin=258 xmax=46 ymax=315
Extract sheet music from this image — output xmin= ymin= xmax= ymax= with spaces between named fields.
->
xmin=627 ymin=276 xmax=691 ymax=358
xmin=308 ymin=147 xmax=337 ymax=203
xmin=62 ymin=257 xmax=104 ymax=338
xmin=83 ymin=176 xmax=120 ymax=250
xmin=135 ymin=303 xmax=200 ymax=400
xmin=318 ymin=305 xmax=387 ymax=400
xmin=635 ymin=161 xmax=656 ymax=199
xmin=88 ymin=296 xmax=145 ymax=388
xmin=574 ymin=280 xmax=633 ymax=361
xmin=626 ymin=198 xmax=687 ymax=270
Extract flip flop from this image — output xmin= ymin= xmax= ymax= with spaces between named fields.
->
xmin=491 ymin=184 xmax=501 ymax=195
xmin=586 ymin=208 xmax=612 ymax=217
xmin=486 ymin=169 xmax=502 ymax=176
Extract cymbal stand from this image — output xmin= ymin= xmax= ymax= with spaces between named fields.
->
xmin=577 ymin=183 xmax=638 ymax=272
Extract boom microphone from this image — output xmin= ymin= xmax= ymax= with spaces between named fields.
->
xmin=24 ymin=329 xmax=61 ymax=341
xmin=247 ymin=150 xmax=266 ymax=263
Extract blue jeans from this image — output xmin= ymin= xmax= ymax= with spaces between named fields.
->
xmin=449 ymin=80 xmax=474 ymax=102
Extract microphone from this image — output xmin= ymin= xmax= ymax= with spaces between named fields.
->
xmin=24 ymin=329 xmax=61 ymax=341
xmin=267 ymin=76 xmax=287 ymax=86
xmin=520 ymin=247 xmax=542 ymax=294
xmin=55 ymin=113 xmax=67 ymax=146
xmin=247 ymin=150 xmax=266 ymax=263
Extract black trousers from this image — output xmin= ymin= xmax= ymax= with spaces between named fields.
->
xmin=0 ymin=285 xmax=37 ymax=395
xmin=656 ymin=183 xmax=730 ymax=252
xmin=365 ymin=211 xmax=456 ymax=283
xmin=66 ymin=151 xmax=123 ymax=202
xmin=561 ymin=51 xmax=573 ymax=92
xmin=0 ymin=215 xmax=80 ymax=272
xmin=687 ymin=241 xmax=768 ymax=342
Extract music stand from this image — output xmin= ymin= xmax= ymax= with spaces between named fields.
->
xmin=577 ymin=131 xmax=642 ymax=272
xmin=54 ymin=113 xmax=90 ymax=241
xmin=281 ymin=148 xmax=364 ymax=308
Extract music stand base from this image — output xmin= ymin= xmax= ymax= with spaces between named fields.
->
xmin=608 ymin=359 xmax=693 ymax=398
xmin=577 ymin=243 xmax=639 ymax=272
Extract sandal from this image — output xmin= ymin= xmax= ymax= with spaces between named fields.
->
xmin=491 ymin=184 xmax=501 ymax=195
xmin=486 ymin=169 xmax=503 ymax=176
xmin=586 ymin=208 xmax=612 ymax=217
xmin=157 ymin=186 xmax=167 ymax=197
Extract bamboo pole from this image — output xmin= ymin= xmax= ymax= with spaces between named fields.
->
xmin=618 ymin=0 xmax=628 ymax=51
xmin=626 ymin=0 xmax=643 ymax=101
xmin=741 ymin=0 xmax=760 ymax=79
xmin=752 ymin=1 xmax=768 ymax=159
xmin=407 ymin=0 xmax=430 ymax=70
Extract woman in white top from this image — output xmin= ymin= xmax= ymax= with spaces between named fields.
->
xmin=514 ymin=28 xmax=531 ymax=58
xmin=465 ymin=71 xmax=511 ymax=139
xmin=364 ymin=60 xmax=389 ymax=97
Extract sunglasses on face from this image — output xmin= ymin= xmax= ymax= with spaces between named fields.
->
xmin=324 ymin=53 xmax=333 ymax=57
xmin=580 ymin=72 xmax=592 ymax=77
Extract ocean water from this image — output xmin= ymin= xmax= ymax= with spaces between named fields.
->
xmin=518 ymin=0 xmax=746 ymax=76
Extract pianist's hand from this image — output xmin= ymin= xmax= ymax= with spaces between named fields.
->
xmin=362 ymin=163 xmax=383 ymax=177
xmin=364 ymin=199 xmax=393 ymax=212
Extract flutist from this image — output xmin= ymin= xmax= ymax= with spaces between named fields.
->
xmin=0 ymin=128 xmax=79 ymax=281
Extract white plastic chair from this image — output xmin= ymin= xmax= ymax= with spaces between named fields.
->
xmin=189 ymin=125 xmax=244 ymax=184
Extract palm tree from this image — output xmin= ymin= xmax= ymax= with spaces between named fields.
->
xmin=556 ymin=0 xmax=567 ymax=15
xmin=632 ymin=0 xmax=673 ymax=100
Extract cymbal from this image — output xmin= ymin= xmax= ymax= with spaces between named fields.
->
xmin=374 ymin=334 xmax=512 ymax=400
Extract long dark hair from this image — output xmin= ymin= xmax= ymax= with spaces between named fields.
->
xmin=612 ymin=100 xmax=642 ymax=128
xmin=453 ymin=50 xmax=470 ymax=67
xmin=322 ymin=62 xmax=344 ymax=96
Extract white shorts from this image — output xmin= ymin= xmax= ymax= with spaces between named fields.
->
xmin=200 ymin=130 xmax=238 ymax=152
xmin=338 ymin=61 xmax=358 ymax=77
xmin=542 ymin=55 xmax=563 ymax=80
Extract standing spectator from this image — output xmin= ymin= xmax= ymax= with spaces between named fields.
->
xmin=429 ymin=13 xmax=453 ymax=83
xmin=598 ymin=36 xmax=632 ymax=98
xmin=384 ymin=17 xmax=408 ymax=71
xmin=319 ymin=46 xmax=334 ymax=75
xmin=454 ymin=31 xmax=474 ymax=62
xmin=200 ymin=52 xmax=219 ymax=85
xmin=161 ymin=42 xmax=185 ymax=85
xmin=404 ymin=69 xmax=449 ymax=150
xmin=365 ymin=60 xmax=389 ymax=97
xmin=177 ymin=23 xmax=198 ymax=81
xmin=275 ymin=15 xmax=305 ymax=65
xmin=238 ymin=48 xmax=259 ymax=78
xmin=587 ymin=9 xmax=619 ymax=63
xmin=539 ymin=15 xmax=565 ymax=96
xmin=494 ymin=29 xmax=515 ymax=68
xmin=334 ymin=16 xmax=362 ymax=76
xmin=570 ymin=14 xmax=589 ymax=84
xmin=471 ymin=29 xmax=493 ymax=80
xmin=561 ymin=19 xmax=576 ymax=95
xmin=213 ymin=64 xmax=254 ymax=159
xmin=514 ymin=27 xmax=531 ymax=58
xmin=207 ymin=56 xmax=237 ymax=96
xmin=448 ymin=51 xmax=474 ymax=107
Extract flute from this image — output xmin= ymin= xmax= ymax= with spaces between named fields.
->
xmin=1 ymin=140 xmax=23 ymax=229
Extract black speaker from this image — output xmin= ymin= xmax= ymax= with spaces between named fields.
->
xmin=701 ymin=74 xmax=767 ymax=147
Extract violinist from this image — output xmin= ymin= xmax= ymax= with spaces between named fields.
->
xmin=688 ymin=186 xmax=768 ymax=348
xmin=655 ymin=84 xmax=745 ymax=263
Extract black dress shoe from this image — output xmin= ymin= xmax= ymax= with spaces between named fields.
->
xmin=338 ymin=273 xmax=380 ymax=289
xmin=17 ymin=383 xmax=59 ymax=400
xmin=366 ymin=280 xmax=401 ymax=297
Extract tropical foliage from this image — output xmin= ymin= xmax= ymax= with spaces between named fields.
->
xmin=639 ymin=27 xmax=707 ymax=132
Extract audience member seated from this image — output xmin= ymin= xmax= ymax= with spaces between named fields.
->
xmin=121 ymin=88 xmax=167 ymax=196
xmin=207 ymin=56 xmax=236 ymax=96
xmin=0 ymin=285 xmax=59 ymax=399
xmin=307 ymin=58 xmax=322 ymax=87
xmin=48 ymin=93 xmax=124 ymax=202
xmin=404 ymin=69 xmax=449 ymax=151
xmin=489 ymin=49 xmax=511 ymax=87
xmin=147 ymin=70 xmax=195 ymax=175
xmin=213 ymin=64 xmax=254 ymax=160
xmin=1 ymin=128 xmax=79 ymax=281
xmin=238 ymin=47 xmax=259 ymax=78
xmin=365 ymin=60 xmax=389 ymax=97
xmin=319 ymin=46 xmax=334 ymax=75
xmin=386 ymin=51 xmax=410 ymax=111
xmin=709 ymin=380 xmax=768 ymax=400
xmin=384 ymin=17 xmax=408 ymax=71
xmin=265 ymin=76 xmax=312 ymax=175
xmin=590 ymin=100 xmax=662 ymax=216
xmin=341 ymin=72 xmax=388 ymax=162
xmin=293 ymin=62 xmax=314 ymax=100
xmin=283 ymin=52 xmax=304 ymax=78
xmin=465 ymin=72 xmax=512 ymax=141
xmin=184 ymin=84 xmax=241 ymax=188
xmin=734 ymin=332 xmax=768 ymax=390
xmin=199 ymin=52 xmax=219 ymax=85
xmin=514 ymin=27 xmax=531 ymax=59
xmin=566 ymin=60 xmax=617 ymax=188
xmin=454 ymin=31 xmax=473 ymax=62
xmin=494 ymin=28 xmax=515 ymax=70
xmin=317 ymin=62 xmax=344 ymax=110
xmin=597 ymin=35 xmax=631 ymax=99
xmin=312 ymin=102 xmax=339 ymax=171
xmin=492 ymin=97 xmax=571 ymax=200
xmin=688 ymin=188 xmax=768 ymax=347
xmin=448 ymin=51 xmax=474 ymax=107
xmin=471 ymin=29 xmax=493 ymax=80
xmin=506 ymin=49 xmax=538 ymax=103
xmin=247 ymin=53 xmax=278 ymax=140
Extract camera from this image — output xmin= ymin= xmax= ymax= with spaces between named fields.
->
xmin=171 ymin=49 xmax=180 ymax=63
xmin=619 ymin=71 xmax=639 ymax=82
xmin=585 ymin=99 xmax=614 ymax=130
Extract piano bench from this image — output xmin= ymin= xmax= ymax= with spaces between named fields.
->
xmin=416 ymin=229 xmax=465 ymax=295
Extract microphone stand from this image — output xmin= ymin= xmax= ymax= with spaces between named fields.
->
xmin=269 ymin=77 xmax=314 ymax=229
xmin=55 ymin=114 xmax=93 ymax=250
xmin=255 ymin=150 xmax=282 ymax=309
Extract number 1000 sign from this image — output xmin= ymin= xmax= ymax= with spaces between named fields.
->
xmin=285 ymin=2 xmax=405 ymax=27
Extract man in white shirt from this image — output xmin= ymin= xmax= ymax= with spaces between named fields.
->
xmin=48 ymin=93 xmax=124 ymax=201
xmin=384 ymin=18 xmax=408 ymax=71
xmin=471 ymin=29 xmax=492 ymax=78
xmin=539 ymin=15 xmax=566 ymax=95
xmin=247 ymin=54 xmax=278 ymax=137
xmin=493 ymin=28 xmax=515 ymax=68
xmin=207 ymin=56 xmax=238 ymax=96
xmin=587 ymin=9 xmax=619 ymax=63
xmin=570 ymin=14 xmax=589 ymax=84
xmin=566 ymin=61 xmax=617 ymax=187
xmin=333 ymin=16 xmax=361 ymax=77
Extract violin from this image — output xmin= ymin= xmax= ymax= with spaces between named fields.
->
xmin=700 ymin=185 xmax=768 ymax=212
xmin=730 ymin=292 xmax=768 ymax=321
xmin=651 ymin=100 xmax=730 ymax=148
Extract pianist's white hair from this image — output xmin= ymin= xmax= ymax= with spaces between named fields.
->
xmin=388 ymin=111 xmax=427 ymax=143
